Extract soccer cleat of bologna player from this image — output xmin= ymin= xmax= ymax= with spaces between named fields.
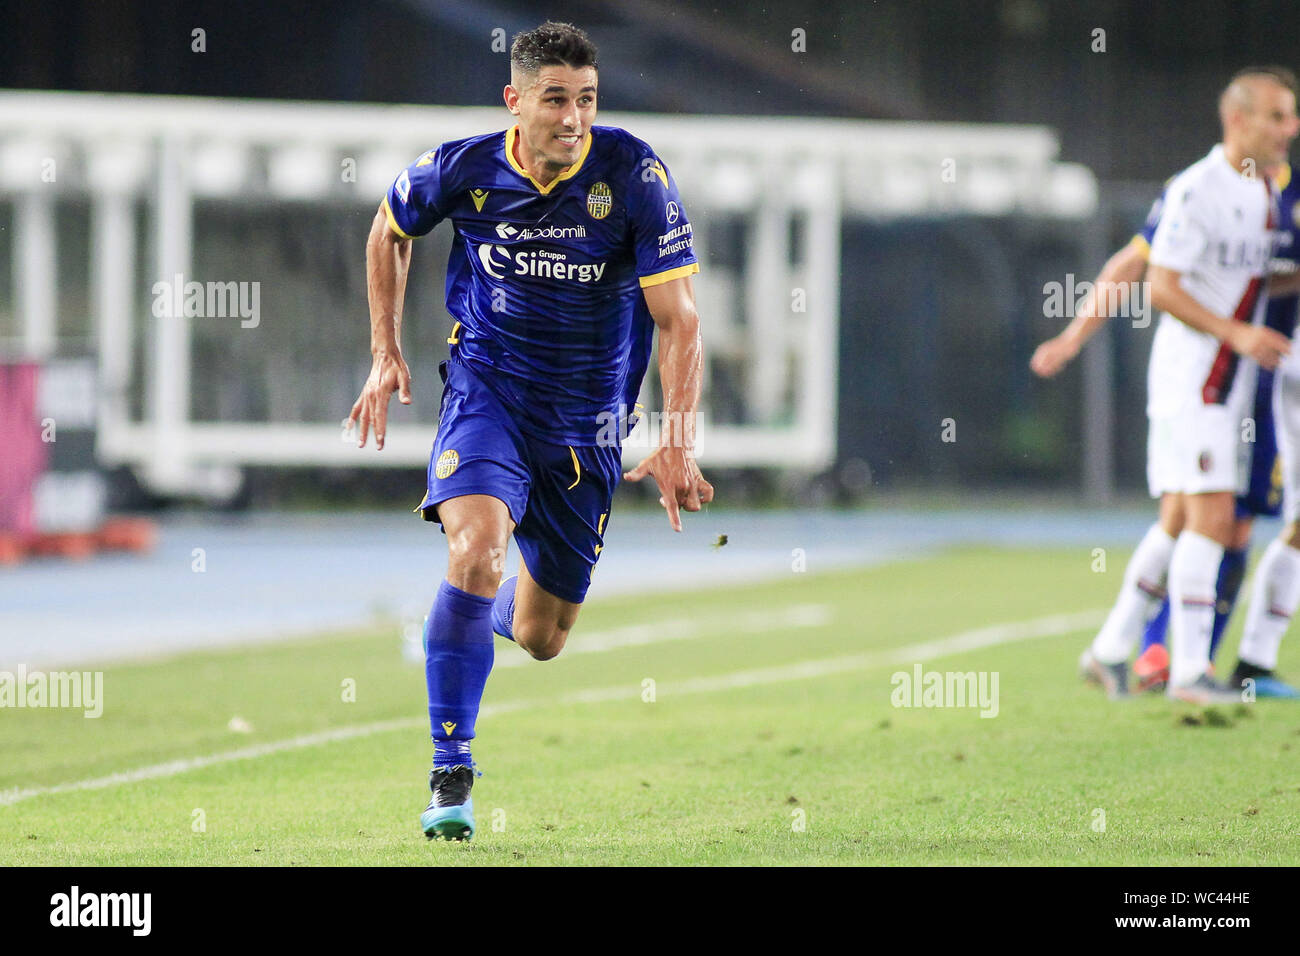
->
xmin=345 ymin=22 xmax=714 ymax=840
xmin=1079 ymin=648 xmax=1130 ymax=699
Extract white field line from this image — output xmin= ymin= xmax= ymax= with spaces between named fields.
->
xmin=493 ymin=603 xmax=833 ymax=668
xmin=0 ymin=608 xmax=1103 ymax=808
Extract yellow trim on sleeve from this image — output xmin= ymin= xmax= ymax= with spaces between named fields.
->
xmin=382 ymin=197 xmax=414 ymax=240
xmin=639 ymin=262 xmax=700 ymax=289
xmin=1129 ymin=234 xmax=1150 ymax=260
xmin=447 ymin=321 xmax=462 ymax=345
xmin=566 ymin=446 xmax=582 ymax=490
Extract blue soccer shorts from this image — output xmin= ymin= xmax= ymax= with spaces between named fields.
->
xmin=417 ymin=359 xmax=619 ymax=605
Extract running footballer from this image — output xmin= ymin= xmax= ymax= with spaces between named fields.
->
xmin=346 ymin=21 xmax=713 ymax=840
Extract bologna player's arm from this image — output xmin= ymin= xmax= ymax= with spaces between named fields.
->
xmin=347 ymin=204 xmax=414 ymax=450
xmin=1148 ymin=264 xmax=1289 ymax=370
xmin=1030 ymin=239 xmax=1150 ymax=378
xmin=1147 ymin=177 xmax=1289 ymax=369
xmin=624 ymin=274 xmax=715 ymax=532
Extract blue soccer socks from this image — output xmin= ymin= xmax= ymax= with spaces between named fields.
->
xmin=492 ymin=574 xmax=519 ymax=642
xmin=424 ymin=580 xmax=494 ymax=768
xmin=1208 ymin=546 xmax=1248 ymax=662
xmin=1139 ymin=600 xmax=1171 ymax=654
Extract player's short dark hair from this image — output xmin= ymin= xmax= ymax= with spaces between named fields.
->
xmin=1229 ymin=65 xmax=1298 ymax=96
xmin=510 ymin=21 xmax=598 ymax=77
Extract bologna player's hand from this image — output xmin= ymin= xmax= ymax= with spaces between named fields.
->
xmin=1029 ymin=335 xmax=1080 ymax=378
xmin=1228 ymin=323 xmax=1291 ymax=371
xmin=347 ymin=350 xmax=412 ymax=450
xmin=624 ymin=444 xmax=714 ymax=533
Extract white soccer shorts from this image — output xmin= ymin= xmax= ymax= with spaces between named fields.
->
xmin=1147 ymin=403 xmax=1251 ymax=498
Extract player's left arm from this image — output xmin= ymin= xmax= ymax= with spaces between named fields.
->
xmin=624 ymin=275 xmax=715 ymax=532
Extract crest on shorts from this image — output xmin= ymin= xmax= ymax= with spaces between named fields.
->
xmin=587 ymin=181 xmax=612 ymax=219
xmin=436 ymin=449 xmax=460 ymax=479
xmin=1198 ymin=450 xmax=1213 ymax=473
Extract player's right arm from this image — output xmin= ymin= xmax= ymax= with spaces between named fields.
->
xmin=1030 ymin=239 xmax=1149 ymax=378
xmin=347 ymin=150 xmax=451 ymax=450
xmin=347 ymin=206 xmax=414 ymax=450
xmin=1147 ymin=264 xmax=1290 ymax=369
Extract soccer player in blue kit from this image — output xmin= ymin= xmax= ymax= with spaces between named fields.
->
xmin=346 ymin=22 xmax=713 ymax=840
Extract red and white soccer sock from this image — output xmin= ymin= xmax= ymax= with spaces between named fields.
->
xmin=1090 ymin=523 xmax=1176 ymax=664
xmin=1167 ymin=530 xmax=1223 ymax=687
xmin=1238 ymin=538 xmax=1300 ymax=672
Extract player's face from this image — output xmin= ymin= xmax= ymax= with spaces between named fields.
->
xmin=1239 ymin=82 xmax=1299 ymax=168
xmin=508 ymin=65 xmax=598 ymax=173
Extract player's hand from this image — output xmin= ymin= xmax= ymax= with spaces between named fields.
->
xmin=623 ymin=444 xmax=714 ymax=533
xmin=347 ymin=350 xmax=412 ymax=450
xmin=1228 ymin=324 xmax=1291 ymax=371
xmin=1029 ymin=335 xmax=1079 ymax=378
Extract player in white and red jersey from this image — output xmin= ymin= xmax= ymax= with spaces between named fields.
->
xmin=1082 ymin=69 xmax=1297 ymax=703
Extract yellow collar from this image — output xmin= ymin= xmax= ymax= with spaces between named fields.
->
xmin=504 ymin=125 xmax=592 ymax=195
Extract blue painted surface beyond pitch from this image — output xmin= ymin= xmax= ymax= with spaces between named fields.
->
xmin=0 ymin=506 xmax=1246 ymax=668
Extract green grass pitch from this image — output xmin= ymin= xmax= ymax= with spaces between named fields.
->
xmin=4 ymin=545 xmax=1300 ymax=865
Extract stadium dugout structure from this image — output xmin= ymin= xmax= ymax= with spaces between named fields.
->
xmin=0 ymin=92 xmax=1096 ymax=502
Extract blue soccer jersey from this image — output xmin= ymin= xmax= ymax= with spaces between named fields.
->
xmin=1267 ymin=163 xmax=1300 ymax=339
xmin=383 ymin=124 xmax=699 ymax=446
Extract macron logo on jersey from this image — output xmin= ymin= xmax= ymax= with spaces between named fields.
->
xmin=478 ymin=244 xmax=607 ymax=283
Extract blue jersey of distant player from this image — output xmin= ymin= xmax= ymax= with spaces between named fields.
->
xmin=1134 ymin=164 xmax=1300 ymax=515
xmin=383 ymin=125 xmax=700 ymax=446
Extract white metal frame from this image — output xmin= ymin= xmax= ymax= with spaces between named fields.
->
xmin=0 ymin=92 xmax=1096 ymax=495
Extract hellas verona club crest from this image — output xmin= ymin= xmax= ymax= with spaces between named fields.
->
xmin=436 ymin=450 xmax=459 ymax=479
xmin=587 ymin=182 xmax=612 ymax=219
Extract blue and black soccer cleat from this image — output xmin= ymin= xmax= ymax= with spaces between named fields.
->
xmin=421 ymin=766 xmax=475 ymax=841
xmin=1230 ymin=661 xmax=1300 ymax=700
